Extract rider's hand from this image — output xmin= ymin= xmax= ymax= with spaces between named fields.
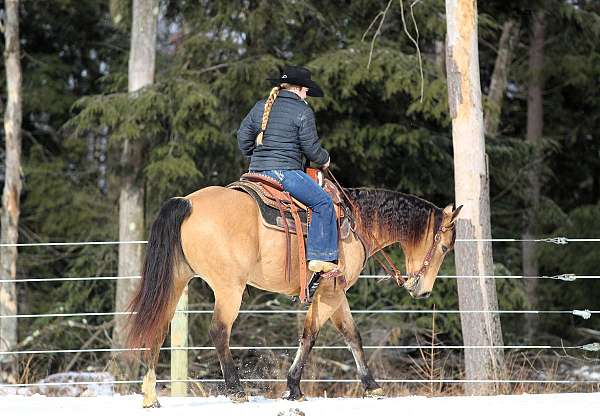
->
xmin=322 ymin=157 xmax=331 ymax=170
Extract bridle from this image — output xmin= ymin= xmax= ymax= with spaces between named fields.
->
xmin=325 ymin=168 xmax=454 ymax=289
xmin=371 ymin=216 xmax=454 ymax=288
xmin=403 ymin=221 xmax=455 ymax=287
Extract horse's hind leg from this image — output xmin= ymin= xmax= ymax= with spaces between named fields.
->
xmin=210 ymin=284 xmax=246 ymax=402
xmin=141 ymin=343 xmax=162 ymax=408
xmin=139 ymin=267 xmax=193 ymax=408
xmin=330 ymin=296 xmax=383 ymax=398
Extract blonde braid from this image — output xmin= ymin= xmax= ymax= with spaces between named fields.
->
xmin=256 ymin=86 xmax=281 ymax=145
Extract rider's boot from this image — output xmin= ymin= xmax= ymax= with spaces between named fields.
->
xmin=308 ymin=259 xmax=337 ymax=273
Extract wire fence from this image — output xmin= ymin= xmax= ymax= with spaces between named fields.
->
xmin=1 ymin=236 xmax=599 ymax=389
xmin=0 ymin=308 xmax=596 ymax=320
xmin=3 ymin=273 xmax=598 ymax=283
xmin=3 ymin=378 xmax=599 ymax=389
xmin=1 ymin=342 xmax=599 ymax=357
xmin=1 ymin=236 xmax=598 ymax=247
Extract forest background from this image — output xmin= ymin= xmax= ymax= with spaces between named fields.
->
xmin=1 ymin=0 xmax=600 ymax=396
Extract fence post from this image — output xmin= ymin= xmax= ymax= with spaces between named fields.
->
xmin=170 ymin=284 xmax=188 ymax=396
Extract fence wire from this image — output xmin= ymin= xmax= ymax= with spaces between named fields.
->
xmin=0 ymin=236 xmax=598 ymax=248
xmin=3 ymin=273 xmax=597 ymax=283
xmin=2 ymin=378 xmax=599 ymax=389
xmin=1 ymin=342 xmax=599 ymax=356
xmin=0 ymin=309 xmax=595 ymax=320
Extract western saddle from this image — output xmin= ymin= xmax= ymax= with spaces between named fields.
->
xmin=227 ymin=168 xmax=352 ymax=303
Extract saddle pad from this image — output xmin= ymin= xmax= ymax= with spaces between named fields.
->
xmin=228 ymin=181 xmax=352 ymax=239
xmin=229 ymin=181 xmax=308 ymax=234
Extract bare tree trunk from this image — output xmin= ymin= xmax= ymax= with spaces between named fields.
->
xmin=523 ymin=10 xmax=544 ymax=340
xmin=445 ymin=0 xmax=505 ymax=395
xmin=112 ymin=0 xmax=158 ymax=379
xmin=0 ymin=0 xmax=23 ymax=384
xmin=435 ymin=38 xmax=446 ymax=76
xmin=484 ymin=19 xmax=520 ymax=137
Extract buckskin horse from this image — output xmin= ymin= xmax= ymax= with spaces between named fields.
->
xmin=126 ymin=176 xmax=462 ymax=407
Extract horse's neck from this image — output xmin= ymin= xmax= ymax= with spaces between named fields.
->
xmin=348 ymin=188 xmax=429 ymax=255
xmin=360 ymin=220 xmax=401 ymax=256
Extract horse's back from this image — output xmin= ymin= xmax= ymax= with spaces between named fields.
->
xmin=180 ymin=186 xmax=260 ymax=285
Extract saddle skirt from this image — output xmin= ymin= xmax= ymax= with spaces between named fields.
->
xmin=227 ymin=173 xmax=352 ymax=240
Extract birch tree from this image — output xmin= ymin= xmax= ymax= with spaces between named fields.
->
xmin=445 ymin=0 xmax=505 ymax=394
xmin=0 ymin=0 xmax=23 ymax=383
xmin=112 ymin=0 xmax=159 ymax=374
xmin=523 ymin=10 xmax=545 ymax=339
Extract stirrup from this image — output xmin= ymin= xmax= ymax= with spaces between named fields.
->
xmin=306 ymin=272 xmax=322 ymax=304
xmin=291 ymin=272 xmax=322 ymax=305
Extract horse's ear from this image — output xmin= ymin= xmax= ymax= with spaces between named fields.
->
xmin=444 ymin=203 xmax=463 ymax=224
xmin=450 ymin=204 xmax=463 ymax=223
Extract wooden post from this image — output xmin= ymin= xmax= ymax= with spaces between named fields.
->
xmin=1 ymin=0 xmax=23 ymax=384
xmin=445 ymin=0 xmax=505 ymax=394
xmin=170 ymin=284 xmax=188 ymax=396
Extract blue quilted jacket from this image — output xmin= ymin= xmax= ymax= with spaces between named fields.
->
xmin=237 ymin=90 xmax=329 ymax=171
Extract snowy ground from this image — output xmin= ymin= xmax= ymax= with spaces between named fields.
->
xmin=2 ymin=393 xmax=600 ymax=416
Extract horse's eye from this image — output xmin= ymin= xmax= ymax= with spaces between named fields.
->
xmin=441 ymin=245 xmax=448 ymax=254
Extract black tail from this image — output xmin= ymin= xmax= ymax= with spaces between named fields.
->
xmin=126 ymin=197 xmax=192 ymax=356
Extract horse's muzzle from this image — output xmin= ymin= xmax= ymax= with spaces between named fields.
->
xmin=404 ymin=274 xmax=421 ymax=297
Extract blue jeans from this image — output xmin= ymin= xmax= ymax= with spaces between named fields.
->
xmin=259 ymin=170 xmax=338 ymax=261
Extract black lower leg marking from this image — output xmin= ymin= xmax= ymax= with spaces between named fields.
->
xmin=285 ymin=332 xmax=317 ymax=400
xmin=210 ymin=321 xmax=244 ymax=396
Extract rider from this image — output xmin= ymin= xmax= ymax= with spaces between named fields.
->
xmin=237 ymin=65 xmax=338 ymax=274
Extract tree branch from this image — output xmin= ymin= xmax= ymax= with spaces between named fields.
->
xmin=64 ymin=321 xmax=115 ymax=372
xmin=363 ymin=0 xmax=393 ymax=70
xmin=400 ymin=0 xmax=425 ymax=103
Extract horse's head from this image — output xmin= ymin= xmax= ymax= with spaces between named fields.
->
xmin=403 ymin=204 xmax=462 ymax=299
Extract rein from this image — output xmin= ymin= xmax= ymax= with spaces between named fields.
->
xmin=325 ymin=168 xmax=452 ymax=288
xmin=325 ymin=169 xmax=406 ymax=286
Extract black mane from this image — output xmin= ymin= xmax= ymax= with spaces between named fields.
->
xmin=346 ymin=188 xmax=443 ymax=247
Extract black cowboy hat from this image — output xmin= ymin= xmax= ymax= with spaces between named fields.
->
xmin=267 ymin=65 xmax=324 ymax=97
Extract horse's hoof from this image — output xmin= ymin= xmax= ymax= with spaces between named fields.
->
xmin=364 ymin=387 xmax=385 ymax=399
xmin=282 ymin=390 xmax=306 ymax=401
xmin=142 ymin=399 xmax=161 ymax=408
xmin=229 ymin=391 xmax=249 ymax=403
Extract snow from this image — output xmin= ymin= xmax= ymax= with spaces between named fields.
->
xmin=571 ymin=365 xmax=600 ymax=381
xmin=1 ymin=393 xmax=600 ymax=416
xmin=0 ymin=372 xmax=115 ymax=397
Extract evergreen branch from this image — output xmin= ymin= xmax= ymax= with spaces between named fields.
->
xmin=191 ymin=62 xmax=231 ymax=75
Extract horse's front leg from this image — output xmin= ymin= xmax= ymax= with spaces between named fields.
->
xmin=285 ymin=285 xmax=345 ymax=401
xmin=210 ymin=285 xmax=246 ymax=402
xmin=330 ymin=296 xmax=383 ymax=397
